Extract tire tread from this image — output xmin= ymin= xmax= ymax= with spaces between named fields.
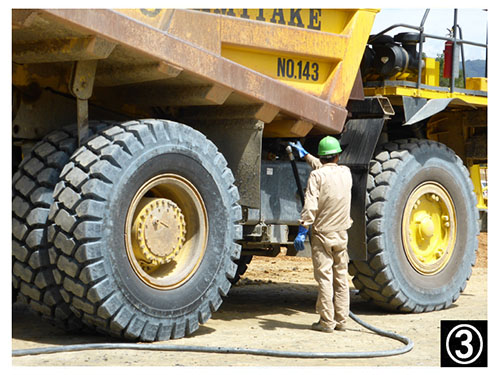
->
xmin=350 ymin=139 xmax=479 ymax=312
xmin=50 ymin=119 xmax=242 ymax=341
xmin=12 ymin=122 xmax=113 ymax=330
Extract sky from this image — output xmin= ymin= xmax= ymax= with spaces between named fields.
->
xmin=371 ymin=8 xmax=488 ymax=61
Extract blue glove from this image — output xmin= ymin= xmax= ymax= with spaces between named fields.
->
xmin=289 ymin=141 xmax=309 ymax=159
xmin=294 ymin=225 xmax=309 ymax=251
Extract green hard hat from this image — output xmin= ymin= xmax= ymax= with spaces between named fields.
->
xmin=318 ymin=136 xmax=342 ymax=156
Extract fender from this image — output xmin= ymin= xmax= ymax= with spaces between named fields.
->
xmin=403 ymin=97 xmax=475 ymax=125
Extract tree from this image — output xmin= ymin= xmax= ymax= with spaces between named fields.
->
xmin=435 ymin=53 xmax=465 ymax=88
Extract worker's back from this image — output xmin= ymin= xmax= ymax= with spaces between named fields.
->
xmin=315 ymin=164 xmax=352 ymax=232
xmin=302 ymin=163 xmax=352 ymax=237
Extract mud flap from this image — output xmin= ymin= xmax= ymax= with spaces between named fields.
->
xmin=338 ymin=117 xmax=386 ymax=260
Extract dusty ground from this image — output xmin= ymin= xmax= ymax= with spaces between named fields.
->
xmin=12 ymin=233 xmax=487 ymax=367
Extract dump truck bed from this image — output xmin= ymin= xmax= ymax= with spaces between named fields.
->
xmin=13 ymin=9 xmax=377 ymax=137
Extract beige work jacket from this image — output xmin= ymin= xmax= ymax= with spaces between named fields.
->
xmin=300 ymin=154 xmax=353 ymax=245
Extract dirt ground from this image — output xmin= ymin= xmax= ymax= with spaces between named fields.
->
xmin=12 ymin=233 xmax=487 ymax=367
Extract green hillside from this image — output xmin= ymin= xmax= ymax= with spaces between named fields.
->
xmin=465 ymin=59 xmax=487 ymax=78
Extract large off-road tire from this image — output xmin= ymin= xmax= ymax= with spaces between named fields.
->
xmin=12 ymin=123 xmax=109 ymax=327
xmin=349 ymin=139 xmax=479 ymax=312
xmin=229 ymin=255 xmax=253 ymax=284
xmin=49 ymin=119 xmax=242 ymax=341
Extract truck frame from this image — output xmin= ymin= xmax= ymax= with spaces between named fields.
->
xmin=12 ymin=8 xmax=487 ymax=341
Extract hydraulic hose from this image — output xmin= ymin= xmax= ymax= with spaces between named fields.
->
xmin=12 ymin=311 xmax=412 ymax=358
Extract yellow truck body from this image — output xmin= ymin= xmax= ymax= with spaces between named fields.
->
xmin=13 ymin=9 xmax=377 ymax=139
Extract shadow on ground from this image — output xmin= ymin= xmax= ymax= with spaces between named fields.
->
xmin=13 ymin=281 xmax=417 ymax=344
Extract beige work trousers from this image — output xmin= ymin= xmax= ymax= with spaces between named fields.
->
xmin=311 ymin=230 xmax=349 ymax=329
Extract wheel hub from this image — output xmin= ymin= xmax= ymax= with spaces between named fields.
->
xmin=125 ymin=174 xmax=208 ymax=289
xmin=417 ymin=215 xmax=435 ymax=239
xmin=402 ymin=182 xmax=456 ymax=275
xmin=132 ymin=198 xmax=187 ymax=267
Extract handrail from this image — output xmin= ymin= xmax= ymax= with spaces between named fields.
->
xmin=369 ymin=9 xmax=488 ymax=92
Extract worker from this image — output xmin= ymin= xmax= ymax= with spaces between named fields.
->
xmin=289 ymin=137 xmax=352 ymax=333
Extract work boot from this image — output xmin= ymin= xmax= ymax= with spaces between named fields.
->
xmin=334 ymin=324 xmax=347 ymax=331
xmin=311 ymin=321 xmax=334 ymax=333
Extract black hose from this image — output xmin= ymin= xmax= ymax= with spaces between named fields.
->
xmin=12 ymin=311 xmax=413 ymax=358
xmin=285 ymin=145 xmax=305 ymax=206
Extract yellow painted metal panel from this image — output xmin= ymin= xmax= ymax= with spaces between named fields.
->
xmin=466 ymin=77 xmax=488 ymax=91
xmin=364 ymin=86 xmax=487 ymax=107
xmin=116 ymin=8 xmax=377 ymax=109
xmin=220 ymin=18 xmax=349 ymax=60
xmin=202 ymin=9 xmax=362 ymax=35
xmin=221 ymin=48 xmax=334 ymax=96
xmin=219 ymin=9 xmax=377 ymax=106
xmin=103 ymin=8 xmax=379 ymax=135
xmin=328 ymin=10 xmax=377 ymax=106
xmin=423 ymin=58 xmax=440 ymax=87
xmin=469 ymin=164 xmax=488 ymax=210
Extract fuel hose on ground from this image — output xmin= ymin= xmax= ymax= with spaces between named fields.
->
xmin=12 ymin=311 xmax=413 ymax=358
xmin=12 ymin=148 xmax=414 ymax=359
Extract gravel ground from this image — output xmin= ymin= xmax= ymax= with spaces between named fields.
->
xmin=12 ymin=233 xmax=487 ymax=367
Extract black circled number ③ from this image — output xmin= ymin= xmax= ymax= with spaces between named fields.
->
xmin=446 ymin=324 xmax=484 ymax=365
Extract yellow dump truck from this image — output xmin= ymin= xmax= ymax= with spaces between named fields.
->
xmin=12 ymin=9 xmax=487 ymax=341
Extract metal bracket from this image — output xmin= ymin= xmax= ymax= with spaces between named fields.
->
xmin=402 ymin=96 xmax=427 ymax=123
xmin=347 ymin=96 xmax=395 ymax=119
xmin=69 ymin=60 xmax=98 ymax=145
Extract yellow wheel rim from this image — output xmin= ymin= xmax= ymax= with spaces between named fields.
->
xmin=402 ymin=182 xmax=456 ymax=275
xmin=125 ymin=174 xmax=208 ymax=290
